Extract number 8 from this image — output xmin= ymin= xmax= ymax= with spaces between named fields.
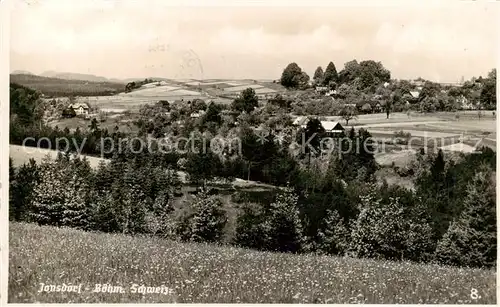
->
xmin=470 ymin=288 xmax=479 ymax=300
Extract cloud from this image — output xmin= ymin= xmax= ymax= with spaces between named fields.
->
xmin=208 ymin=25 xmax=346 ymax=57
xmin=374 ymin=22 xmax=487 ymax=56
xmin=9 ymin=2 xmax=497 ymax=81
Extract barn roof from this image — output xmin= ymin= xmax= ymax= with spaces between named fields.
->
xmin=410 ymin=91 xmax=420 ymax=98
xmin=320 ymin=121 xmax=344 ymax=131
xmin=292 ymin=116 xmax=308 ymax=126
xmin=69 ymin=103 xmax=89 ymax=109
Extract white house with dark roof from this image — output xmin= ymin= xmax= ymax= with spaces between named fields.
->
xmin=69 ymin=102 xmax=89 ymax=115
xmin=320 ymin=121 xmax=345 ymax=136
xmin=292 ymin=116 xmax=309 ymax=128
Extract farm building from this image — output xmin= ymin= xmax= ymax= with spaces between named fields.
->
xmin=315 ymin=86 xmax=329 ymax=93
xmin=190 ymin=110 xmax=206 ymax=118
xmin=292 ymin=116 xmax=309 ymax=128
xmin=409 ymin=91 xmax=420 ymax=99
xmin=69 ymin=102 xmax=89 ymax=115
xmin=320 ymin=121 xmax=345 ymax=136
xmin=292 ymin=117 xmax=345 ymax=136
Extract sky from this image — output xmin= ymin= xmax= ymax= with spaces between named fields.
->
xmin=9 ymin=0 xmax=499 ymax=82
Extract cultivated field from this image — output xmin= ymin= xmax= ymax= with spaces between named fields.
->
xmin=342 ymin=112 xmax=496 ymax=152
xmin=9 ymin=222 xmax=496 ymax=304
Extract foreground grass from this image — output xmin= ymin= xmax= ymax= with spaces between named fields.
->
xmin=9 ymin=222 xmax=496 ymax=303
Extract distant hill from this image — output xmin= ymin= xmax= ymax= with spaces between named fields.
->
xmin=11 ymin=70 xmax=34 ymax=75
xmin=40 ymin=71 xmax=121 ymax=83
xmin=10 ymin=74 xmax=126 ymax=97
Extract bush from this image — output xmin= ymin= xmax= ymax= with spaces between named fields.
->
xmin=233 ymin=203 xmax=268 ymax=250
xmin=316 ymin=209 xmax=350 ymax=255
xmin=393 ymin=130 xmax=412 ymax=145
xmin=261 ymin=187 xmax=304 ymax=253
xmin=348 ymin=187 xmax=434 ymax=262
xmin=175 ymin=189 xmax=228 ymax=243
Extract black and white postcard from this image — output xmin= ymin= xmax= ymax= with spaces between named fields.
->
xmin=2 ymin=0 xmax=497 ymax=304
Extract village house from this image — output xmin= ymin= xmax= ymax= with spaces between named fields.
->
xmin=320 ymin=121 xmax=345 ymax=137
xmin=315 ymin=86 xmax=329 ymax=94
xmin=458 ymin=95 xmax=475 ymax=110
xmin=190 ymin=110 xmax=206 ymax=118
xmin=292 ymin=116 xmax=309 ymax=129
xmin=292 ymin=116 xmax=345 ymax=137
xmin=69 ymin=102 xmax=90 ymax=116
xmin=409 ymin=91 xmax=420 ymax=99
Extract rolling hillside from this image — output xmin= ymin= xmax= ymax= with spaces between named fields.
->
xmin=9 ymin=222 xmax=496 ymax=304
xmin=10 ymin=74 xmax=126 ymax=97
xmin=40 ymin=71 xmax=113 ymax=82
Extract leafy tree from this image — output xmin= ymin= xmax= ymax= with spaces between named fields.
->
xmin=435 ymin=165 xmax=496 ymax=268
xmin=268 ymin=94 xmax=292 ymax=110
xmin=62 ymin=107 xmax=76 ymax=118
xmin=294 ymin=71 xmax=310 ymax=90
xmin=480 ymin=77 xmax=496 ymax=110
xmin=323 ymin=61 xmax=338 ymax=85
xmin=10 ymin=83 xmax=42 ymax=126
xmin=232 ymin=88 xmax=259 ymax=113
xmin=176 ymin=188 xmax=227 ymax=243
xmin=280 ymin=62 xmax=308 ymax=89
xmin=316 ymin=209 xmax=350 ymax=255
xmin=313 ymin=66 xmax=324 ymax=85
xmin=89 ymin=118 xmax=99 ymax=133
xmin=357 ymin=60 xmax=391 ymax=90
xmin=338 ymin=60 xmax=361 ymax=84
xmin=361 ymin=103 xmax=372 ymax=114
xmin=239 ymin=126 xmax=279 ymax=181
xmin=202 ymin=102 xmax=223 ymax=131
xmin=348 ymin=186 xmax=434 ymax=261
xmin=233 ymin=202 xmax=268 ymax=250
xmin=385 ymin=99 xmax=392 ymax=119
xmin=338 ymin=105 xmax=358 ymax=125
xmin=185 ymin=150 xmax=223 ymax=185
xmin=191 ymin=98 xmax=207 ymax=112
xmin=262 ymin=187 xmax=304 ymax=253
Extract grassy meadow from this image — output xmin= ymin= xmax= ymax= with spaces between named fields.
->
xmin=9 ymin=222 xmax=496 ymax=304
xmin=9 ymin=145 xmax=109 ymax=169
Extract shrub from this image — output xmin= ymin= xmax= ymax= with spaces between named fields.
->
xmin=316 ymin=209 xmax=350 ymax=255
xmin=393 ymin=130 xmax=411 ymax=145
xmin=261 ymin=187 xmax=304 ymax=253
xmin=348 ymin=186 xmax=434 ymax=262
xmin=176 ymin=188 xmax=227 ymax=243
xmin=233 ymin=202 xmax=268 ymax=250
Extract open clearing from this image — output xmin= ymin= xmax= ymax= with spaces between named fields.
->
xmin=9 ymin=222 xmax=496 ymax=303
xmin=10 ymin=145 xmax=108 ymax=169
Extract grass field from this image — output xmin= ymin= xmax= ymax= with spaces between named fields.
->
xmin=9 ymin=145 xmax=108 ymax=169
xmin=9 ymin=222 xmax=496 ymax=304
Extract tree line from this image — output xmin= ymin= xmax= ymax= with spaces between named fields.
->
xmin=280 ymin=61 xmax=496 ymax=113
xmin=9 ymin=81 xmax=497 ymax=269
xmin=9 ymin=145 xmax=496 ymax=268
